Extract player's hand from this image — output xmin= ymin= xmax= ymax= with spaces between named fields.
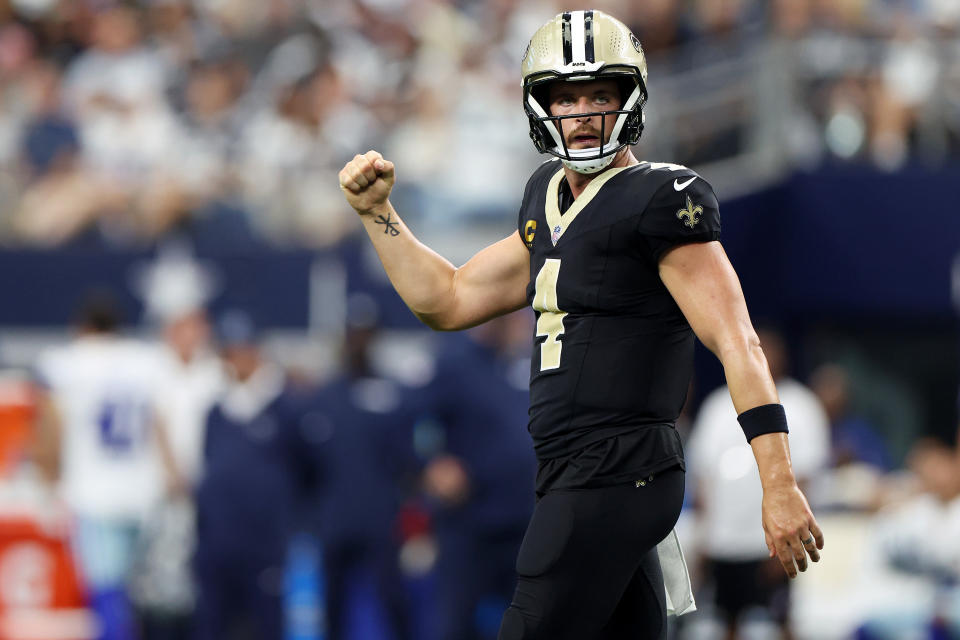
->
xmin=761 ymin=481 xmax=824 ymax=579
xmin=338 ymin=150 xmax=396 ymax=215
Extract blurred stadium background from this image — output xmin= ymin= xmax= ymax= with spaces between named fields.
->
xmin=0 ymin=0 xmax=958 ymax=638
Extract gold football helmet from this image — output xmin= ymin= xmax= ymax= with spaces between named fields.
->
xmin=522 ymin=10 xmax=648 ymax=174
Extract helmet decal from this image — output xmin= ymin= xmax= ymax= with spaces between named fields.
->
xmin=584 ymin=11 xmax=595 ymax=63
xmin=561 ymin=10 xmax=596 ymax=65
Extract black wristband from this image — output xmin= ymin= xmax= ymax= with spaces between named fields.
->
xmin=737 ymin=403 xmax=789 ymax=443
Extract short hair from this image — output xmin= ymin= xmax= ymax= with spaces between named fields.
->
xmin=75 ymin=290 xmax=122 ymax=334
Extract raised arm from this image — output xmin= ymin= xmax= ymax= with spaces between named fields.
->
xmin=339 ymin=150 xmax=530 ymax=331
xmin=659 ymin=240 xmax=824 ymax=578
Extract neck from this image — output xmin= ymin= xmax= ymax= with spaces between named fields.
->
xmin=563 ymin=148 xmax=639 ymax=198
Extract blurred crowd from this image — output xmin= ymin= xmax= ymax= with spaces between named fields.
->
xmin=1 ymin=0 xmax=960 ymax=249
xmin=0 ymin=281 xmax=958 ymax=640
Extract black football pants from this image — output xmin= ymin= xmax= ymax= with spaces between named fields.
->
xmin=497 ymin=467 xmax=685 ymax=640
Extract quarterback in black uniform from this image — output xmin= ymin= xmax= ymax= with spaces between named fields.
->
xmin=339 ymin=9 xmax=824 ymax=639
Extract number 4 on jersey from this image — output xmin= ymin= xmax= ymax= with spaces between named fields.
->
xmin=533 ymin=259 xmax=567 ymax=371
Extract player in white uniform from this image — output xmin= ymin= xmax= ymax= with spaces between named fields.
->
xmin=153 ymin=308 xmax=224 ymax=486
xmin=687 ymin=328 xmax=830 ymax=640
xmin=34 ymin=295 xmax=179 ymax=640
xmin=130 ymin=307 xmax=226 ymax=635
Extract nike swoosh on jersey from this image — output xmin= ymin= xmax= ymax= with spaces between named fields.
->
xmin=673 ymin=177 xmax=696 ymax=191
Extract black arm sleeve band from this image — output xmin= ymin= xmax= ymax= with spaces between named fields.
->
xmin=737 ymin=403 xmax=789 ymax=443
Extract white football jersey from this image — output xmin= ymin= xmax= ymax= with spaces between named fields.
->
xmin=37 ymin=335 xmax=167 ymax=521
xmin=152 ymin=347 xmax=225 ymax=485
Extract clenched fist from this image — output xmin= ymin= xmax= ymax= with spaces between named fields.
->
xmin=338 ymin=150 xmax=395 ymax=215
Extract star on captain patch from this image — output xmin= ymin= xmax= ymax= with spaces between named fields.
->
xmin=676 ymin=195 xmax=703 ymax=229
xmin=551 ymin=224 xmax=562 ymax=245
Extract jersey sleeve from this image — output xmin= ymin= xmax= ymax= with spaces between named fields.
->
xmin=516 ymin=185 xmax=529 ymax=237
xmin=516 ymin=169 xmax=538 ymax=239
xmin=517 ymin=160 xmax=558 ymax=246
xmin=637 ymin=173 xmax=721 ymax=261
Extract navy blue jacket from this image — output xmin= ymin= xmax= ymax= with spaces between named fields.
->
xmin=418 ymin=335 xmax=537 ymax=533
xmin=300 ymin=375 xmax=418 ymax=545
xmin=195 ymin=385 xmax=313 ymax=563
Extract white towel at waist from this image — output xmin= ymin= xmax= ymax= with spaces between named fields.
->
xmin=657 ymin=527 xmax=696 ymax=616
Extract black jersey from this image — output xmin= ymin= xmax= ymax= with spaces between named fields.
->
xmin=517 ymin=159 xmax=721 ymax=463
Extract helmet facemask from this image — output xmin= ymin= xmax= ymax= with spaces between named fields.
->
xmin=523 ymin=71 xmax=646 ymax=174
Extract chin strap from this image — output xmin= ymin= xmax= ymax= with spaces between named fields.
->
xmin=562 ymin=152 xmax=617 ymax=174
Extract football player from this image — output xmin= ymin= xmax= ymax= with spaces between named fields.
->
xmin=33 ymin=292 xmax=181 ymax=640
xmin=339 ymin=10 xmax=823 ymax=639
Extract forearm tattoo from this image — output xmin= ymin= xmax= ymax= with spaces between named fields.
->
xmin=375 ymin=212 xmax=400 ymax=236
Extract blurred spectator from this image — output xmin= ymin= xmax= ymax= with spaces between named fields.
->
xmin=101 ymin=243 xmax=227 ymax=637
xmin=238 ymin=62 xmax=364 ymax=245
xmin=877 ymin=439 xmax=960 ymax=580
xmin=416 ymin=312 xmax=536 ymax=640
xmin=627 ymin=0 xmax=690 ymax=55
xmin=132 ymin=298 xmax=223 ymax=638
xmin=866 ymin=439 xmax=960 ymax=638
xmin=10 ymin=58 xmax=102 ymax=245
xmin=687 ymin=327 xmax=830 ymax=640
xmin=807 ymin=363 xmax=893 ymax=513
xmin=192 ymin=309 xmax=313 ymax=640
xmin=1 ymin=0 xmax=960 ymax=248
xmin=61 ymin=3 xmax=189 ymax=244
xmin=691 ymin=0 xmax=754 ymax=42
xmin=145 ymin=0 xmax=200 ymax=74
xmin=300 ymin=295 xmax=415 ymax=640
xmin=771 ymin=0 xmax=813 ymax=39
xmin=135 ymin=242 xmax=223 ymax=486
xmin=154 ymin=306 xmax=223 ymax=485
xmin=166 ymin=54 xmax=257 ymax=244
xmin=141 ymin=243 xmax=224 ymax=487
xmin=63 ymin=4 xmax=169 ymax=147
xmin=810 ymin=363 xmax=892 ymax=472
xmin=0 ymin=19 xmax=37 ymax=170
xmin=32 ymin=291 xmax=181 ymax=640
xmin=19 ymin=59 xmax=76 ymax=177
xmin=871 ymin=16 xmax=939 ymax=169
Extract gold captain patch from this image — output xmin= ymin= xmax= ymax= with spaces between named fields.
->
xmin=524 ymin=219 xmax=537 ymax=246
xmin=676 ymin=195 xmax=703 ymax=229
